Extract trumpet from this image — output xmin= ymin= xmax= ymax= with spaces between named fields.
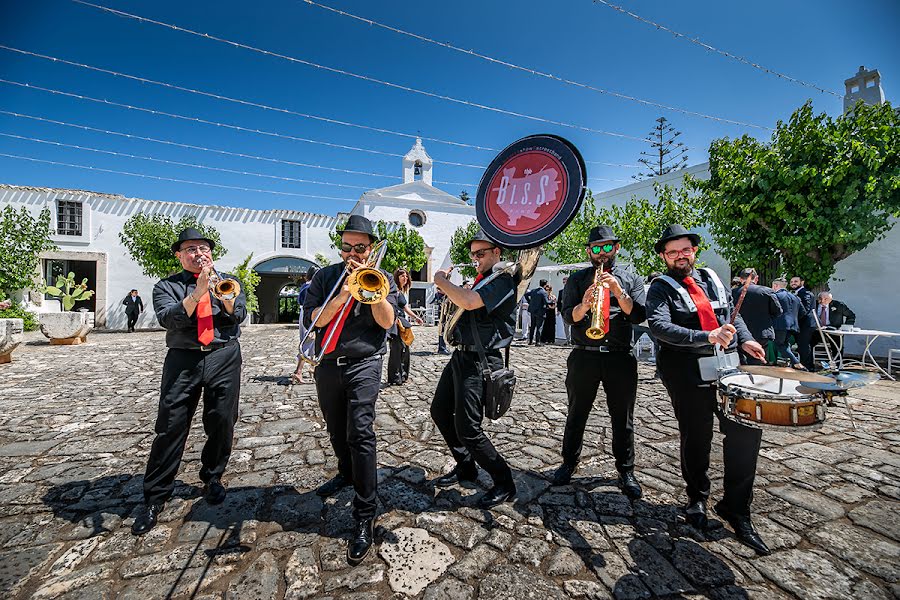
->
xmin=197 ymin=258 xmax=241 ymax=301
xmin=299 ymin=239 xmax=388 ymax=366
xmin=585 ymin=265 xmax=608 ymax=340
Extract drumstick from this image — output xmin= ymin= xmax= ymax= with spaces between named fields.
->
xmin=730 ymin=279 xmax=751 ymax=325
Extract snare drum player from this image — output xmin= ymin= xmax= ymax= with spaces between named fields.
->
xmin=430 ymin=229 xmax=518 ymax=508
xmin=646 ymin=225 xmax=770 ymax=555
xmin=551 ymin=225 xmax=646 ymax=500
xmin=303 ymin=215 xmax=398 ymax=565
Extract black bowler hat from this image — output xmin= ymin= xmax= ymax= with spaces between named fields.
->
xmin=654 ymin=224 xmax=702 ymax=254
xmin=587 ymin=224 xmax=619 ymax=245
xmin=466 ymin=228 xmax=500 ymax=250
xmin=337 ymin=214 xmax=377 ymax=242
xmin=171 ymin=227 xmax=216 ymax=253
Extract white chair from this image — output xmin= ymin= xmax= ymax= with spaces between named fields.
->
xmin=813 ymin=343 xmax=831 ymax=368
xmin=889 ymin=348 xmax=900 ymax=375
xmin=634 ymin=333 xmax=655 ymax=360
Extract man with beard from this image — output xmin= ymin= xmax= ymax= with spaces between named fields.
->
xmin=430 ymin=229 xmax=518 ymax=508
xmin=790 ymin=276 xmax=816 ymax=370
xmin=646 ymin=225 xmax=770 ymax=555
xmin=303 ymin=215 xmax=398 ymax=565
xmin=551 ymin=225 xmax=646 ymax=500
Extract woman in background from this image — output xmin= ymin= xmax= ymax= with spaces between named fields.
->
xmin=387 ymin=268 xmax=423 ymax=385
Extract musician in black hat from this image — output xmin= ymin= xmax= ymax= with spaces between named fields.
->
xmin=646 ymin=224 xmax=770 ymax=555
xmin=430 ymin=229 xmax=518 ymax=508
xmin=132 ymin=228 xmax=247 ymax=536
xmin=303 ymin=214 xmax=398 ymax=565
xmin=551 ymin=225 xmax=646 ymax=499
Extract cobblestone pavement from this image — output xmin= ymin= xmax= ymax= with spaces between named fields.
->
xmin=1 ymin=325 xmax=898 ymax=599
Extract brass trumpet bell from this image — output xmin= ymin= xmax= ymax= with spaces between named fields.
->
xmin=348 ymin=267 xmax=389 ymax=304
xmin=212 ymin=277 xmax=240 ymax=302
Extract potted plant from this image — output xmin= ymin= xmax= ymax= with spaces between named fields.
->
xmin=39 ymin=273 xmax=96 ymax=345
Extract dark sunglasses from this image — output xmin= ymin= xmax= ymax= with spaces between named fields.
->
xmin=469 ymin=246 xmax=497 ymax=259
xmin=590 ymin=243 xmax=615 ymax=254
xmin=340 ymin=242 xmax=371 ymax=253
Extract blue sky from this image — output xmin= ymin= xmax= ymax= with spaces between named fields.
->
xmin=1 ymin=0 xmax=897 ymax=215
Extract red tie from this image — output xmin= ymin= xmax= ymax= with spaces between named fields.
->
xmin=323 ymin=299 xmax=355 ymax=355
xmin=193 ymin=275 xmax=214 ymax=345
xmin=474 ymin=273 xmax=484 ymax=285
xmin=682 ymin=276 xmax=719 ymax=331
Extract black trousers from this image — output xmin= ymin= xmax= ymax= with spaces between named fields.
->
xmin=562 ymin=350 xmax=638 ymax=474
xmin=528 ymin=311 xmax=545 ymax=344
xmin=430 ymin=350 xmax=513 ymax=485
xmin=657 ymin=347 xmax=762 ymax=518
xmin=314 ymin=355 xmax=381 ymax=520
xmin=387 ymin=335 xmax=410 ymax=384
xmin=797 ymin=323 xmax=814 ymax=370
xmin=143 ymin=343 xmax=242 ymax=505
xmin=127 ymin=314 xmax=138 ymax=331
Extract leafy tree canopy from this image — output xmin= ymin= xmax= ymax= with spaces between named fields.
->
xmin=119 ymin=213 xmax=226 ymax=279
xmin=329 ymin=219 xmax=427 ymax=275
xmin=700 ymin=100 xmax=900 ymax=286
xmin=232 ymin=254 xmax=261 ymax=315
xmin=543 ymin=189 xmax=599 ymax=268
xmin=0 ymin=206 xmax=57 ymax=299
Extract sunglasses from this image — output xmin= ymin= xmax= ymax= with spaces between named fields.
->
xmin=340 ymin=242 xmax=371 ymax=253
xmin=469 ymin=247 xmax=497 ymax=259
xmin=663 ymin=247 xmax=696 ymax=259
xmin=590 ymin=243 xmax=615 ymax=254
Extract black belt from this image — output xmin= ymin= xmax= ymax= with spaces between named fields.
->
xmin=455 ymin=345 xmax=503 ymax=353
xmin=572 ymin=344 xmax=630 ymax=353
xmin=199 ymin=339 xmax=238 ymax=352
xmin=320 ymin=354 xmax=380 ymax=367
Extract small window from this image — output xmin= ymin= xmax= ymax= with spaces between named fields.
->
xmin=866 ymin=79 xmax=876 ymax=88
xmin=281 ymin=219 xmax=302 ymax=248
xmin=56 ymin=200 xmax=82 ymax=236
xmin=408 ymin=210 xmax=426 ymax=228
xmin=851 ymin=85 xmax=860 ymax=93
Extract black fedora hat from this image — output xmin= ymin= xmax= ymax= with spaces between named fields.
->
xmin=587 ymin=224 xmax=619 ymax=245
xmin=466 ymin=228 xmax=500 ymax=250
xmin=171 ymin=227 xmax=216 ymax=253
xmin=654 ymin=224 xmax=701 ymax=254
xmin=337 ymin=214 xmax=377 ymax=242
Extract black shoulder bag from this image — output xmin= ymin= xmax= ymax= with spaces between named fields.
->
xmin=467 ymin=314 xmax=516 ymax=420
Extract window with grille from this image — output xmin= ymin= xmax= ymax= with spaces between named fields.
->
xmin=281 ymin=220 xmax=302 ymax=248
xmin=56 ymin=200 xmax=83 ymax=236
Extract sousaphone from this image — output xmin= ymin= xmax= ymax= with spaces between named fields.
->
xmin=443 ymin=134 xmax=587 ymax=346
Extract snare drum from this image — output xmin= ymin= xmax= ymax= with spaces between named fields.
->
xmin=717 ymin=372 xmax=826 ymax=431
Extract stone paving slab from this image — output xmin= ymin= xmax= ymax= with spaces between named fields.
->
xmin=0 ymin=325 xmax=898 ymax=598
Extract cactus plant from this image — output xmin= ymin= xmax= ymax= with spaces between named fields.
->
xmin=45 ymin=272 xmax=95 ymax=311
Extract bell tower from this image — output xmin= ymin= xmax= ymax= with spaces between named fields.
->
xmin=402 ymin=137 xmax=433 ymax=185
xmin=843 ymin=66 xmax=885 ymax=113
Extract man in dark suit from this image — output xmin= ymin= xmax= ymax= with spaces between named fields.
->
xmin=816 ymin=292 xmax=856 ymax=329
xmin=790 ymin=276 xmax=816 ymax=370
xmin=731 ymin=269 xmax=781 ymax=365
xmin=123 ymin=289 xmax=144 ymax=332
xmin=772 ymin=278 xmax=803 ymax=369
xmin=526 ymin=279 xmax=550 ymax=346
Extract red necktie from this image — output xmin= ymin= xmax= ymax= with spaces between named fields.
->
xmin=193 ymin=275 xmax=214 ymax=345
xmin=474 ymin=273 xmax=484 ymax=285
xmin=323 ymin=299 xmax=355 ymax=355
xmin=682 ymin=276 xmax=719 ymax=331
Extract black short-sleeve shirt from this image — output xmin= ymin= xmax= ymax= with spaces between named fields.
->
xmin=454 ymin=272 xmax=516 ymax=350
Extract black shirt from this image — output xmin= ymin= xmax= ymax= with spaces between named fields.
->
xmin=454 ymin=272 xmax=516 ymax=350
xmin=153 ymin=270 xmax=247 ymax=349
xmin=302 ymin=262 xmax=398 ymax=359
xmin=731 ymin=284 xmax=782 ymax=342
xmin=560 ymin=263 xmax=647 ymax=350
xmin=646 ymin=268 xmax=753 ymax=355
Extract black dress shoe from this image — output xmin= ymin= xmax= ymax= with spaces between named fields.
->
xmin=551 ymin=463 xmax=577 ymax=486
xmin=434 ymin=462 xmax=478 ymax=487
xmin=618 ymin=471 xmax=643 ymax=500
xmin=477 ymin=481 xmax=516 ymax=508
xmin=131 ymin=503 xmax=163 ymax=536
xmin=682 ymin=499 xmax=708 ymax=530
xmin=203 ymin=478 xmax=227 ymax=505
xmin=713 ymin=502 xmax=771 ymax=555
xmin=347 ymin=518 xmax=374 ymax=566
xmin=316 ymin=473 xmax=352 ymax=498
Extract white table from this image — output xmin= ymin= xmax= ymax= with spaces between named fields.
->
xmin=818 ymin=328 xmax=900 ymax=380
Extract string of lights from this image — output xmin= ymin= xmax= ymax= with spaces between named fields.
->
xmin=592 ymin=0 xmax=841 ymax=98
xmin=301 ymin=0 xmax=769 ymax=130
xmin=69 ymin=1 xmax=649 ymax=142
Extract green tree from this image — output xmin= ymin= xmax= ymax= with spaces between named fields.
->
xmin=700 ymin=100 xmax=900 ymax=286
xmin=599 ymin=181 xmax=707 ymax=277
xmin=232 ymin=254 xmax=261 ymax=316
xmin=119 ymin=213 xmax=226 ymax=278
xmin=449 ymin=220 xmax=481 ymax=279
xmin=544 ymin=189 xmax=599 ymax=267
xmin=0 ymin=206 xmax=57 ymax=300
xmin=329 ymin=219 xmax=427 ymax=275
xmin=314 ymin=252 xmax=332 ymax=267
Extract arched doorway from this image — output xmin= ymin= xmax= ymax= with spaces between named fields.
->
xmin=253 ymin=256 xmax=318 ymax=323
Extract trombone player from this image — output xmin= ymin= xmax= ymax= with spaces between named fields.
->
xmin=552 ymin=225 xmax=646 ymax=500
xmin=302 ymin=215 xmax=397 ymax=565
xmin=430 ymin=230 xmax=518 ymax=508
xmin=133 ymin=228 xmax=247 ymax=535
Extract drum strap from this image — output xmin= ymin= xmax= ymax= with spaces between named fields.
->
xmin=656 ymin=268 xmax=729 ymax=313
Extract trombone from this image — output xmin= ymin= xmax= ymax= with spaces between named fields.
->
xmin=299 ymin=239 xmax=389 ymax=366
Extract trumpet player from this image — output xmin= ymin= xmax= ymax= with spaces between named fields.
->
xmin=133 ymin=228 xmax=247 ymax=536
xmin=552 ymin=225 xmax=646 ymax=501
xmin=302 ymin=215 xmax=397 ymax=565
